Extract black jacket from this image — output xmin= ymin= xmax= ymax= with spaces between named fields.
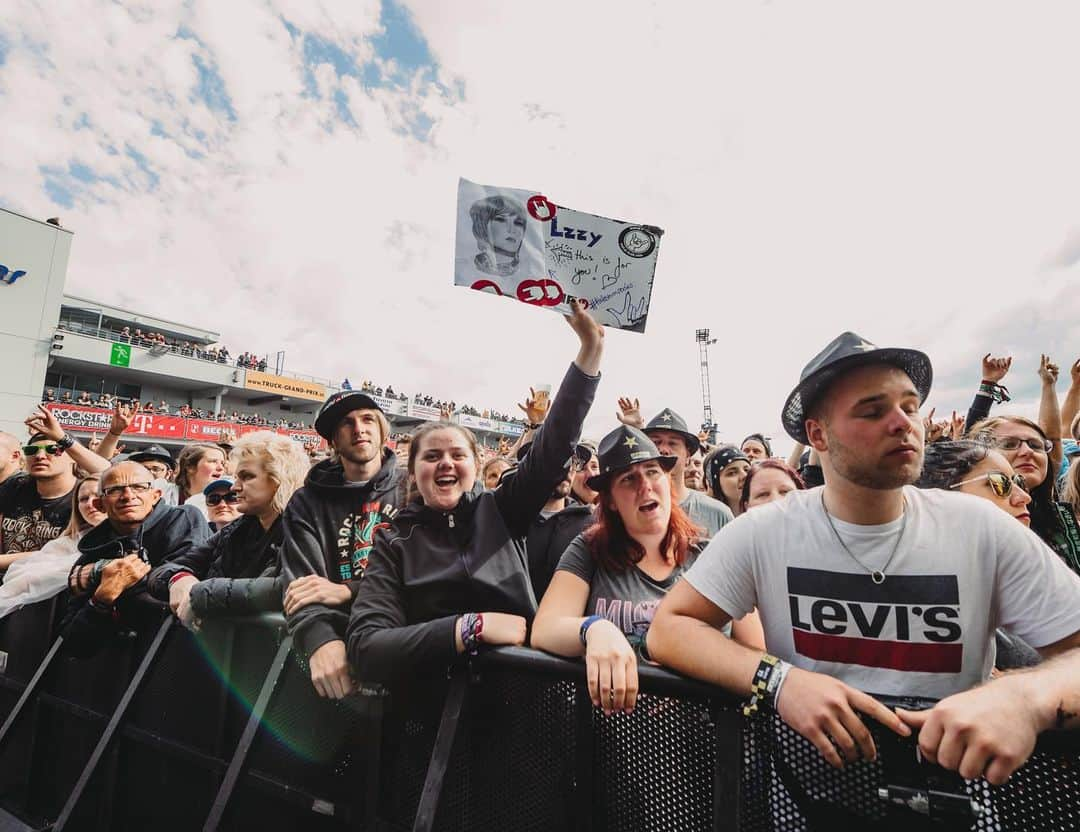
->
xmin=146 ymin=514 xmax=285 ymax=619
xmin=60 ymin=501 xmax=210 ymax=657
xmin=347 ymin=363 xmax=598 ymax=683
xmin=281 ymin=449 xmax=405 ymax=658
xmin=526 ymin=503 xmax=594 ymax=601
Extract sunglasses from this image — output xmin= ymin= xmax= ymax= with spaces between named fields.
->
xmin=22 ymin=444 xmax=63 ymax=457
xmin=102 ymin=482 xmax=154 ymax=498
xmin=992 ymin=436 xmax=1053 ymax=454
xmin=949 ymin=471 xmax=1027 ymax=499
xmin=206 ymin=491 xmax=240 ymax=507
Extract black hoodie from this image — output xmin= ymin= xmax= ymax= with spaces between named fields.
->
xmin=60 ymin=500 xmax=210 ymax=657
xmin=281 ymin=448 xmax=405 ymax=658
xmin=346 ymin=363 xmax=598 ymax=683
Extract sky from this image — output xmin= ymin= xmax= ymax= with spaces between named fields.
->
xmin=2 ymin=1 xmax=1080 ymax=452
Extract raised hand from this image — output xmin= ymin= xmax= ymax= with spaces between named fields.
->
xmin=517 ymin=387 xmax=550 ymax=427
xmin=109 ymin=399 xmax=133 ymax=437
xmin=616 ymin=397 xmax=644 ymax=429
xmin=25 ymin=404 xmax=65 ymax=441
xmin=982 ymin=354 xmax=1012 ymax=383
xmin=1039 ymin=354 xmax=1059 ymax=386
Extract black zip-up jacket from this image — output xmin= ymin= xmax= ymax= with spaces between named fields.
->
xmin=60 ymin=501 xmax=210 ymax=657
xmin=281 ymin=449 xmax=404 ymax=659
xmin=347 ymin=363 xmax=598 ymax=683
xmin=146 ymin=514 xmax=285 ymax=618
xmin=526 ymin=503 xmax=594 ymax=600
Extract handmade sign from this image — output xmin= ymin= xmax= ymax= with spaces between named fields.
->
xmin=453 ymin=178 xmax=663 ymax=333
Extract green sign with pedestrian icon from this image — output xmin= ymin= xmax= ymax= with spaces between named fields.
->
xmin=110 ymin=343 xmax=131 ymax=367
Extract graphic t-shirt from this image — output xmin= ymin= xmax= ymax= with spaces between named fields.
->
xmin=680 ymin=489 xmax=734 ymax=541
xmin=0 ymin=475 xmax=73 ymax=556
xmin=684 ymin=486 xmax=1080 ymax=698
xmin=557 ymin=534 xmax=699 ymax=646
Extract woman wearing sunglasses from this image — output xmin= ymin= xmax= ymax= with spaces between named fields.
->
xmin=204 ymin=478 xmax=242 ymax=531
xmin=148 ymin=431 xmax=309 ymax=630
xmin=967 ymin=415 xmax=1080 ymax=574
xmin=916 ymin=440 xmax=1041 ymax=669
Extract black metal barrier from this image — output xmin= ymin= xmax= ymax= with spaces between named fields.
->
xmin=0 ymin=599 xmax=1078 ymax=831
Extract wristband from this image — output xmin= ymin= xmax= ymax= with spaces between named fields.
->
xmin=769 ymin=661 xmax=792 ymax=709
xmin=579 ymin=615 xmax=604 ymax=647
xmin=527 ymin=422 xmax=543 ymax=431
xmin=55 ymin=434 xmax=75 ymax=452
xmin=169 ymin=571 xmax=196 ymax=586
xmin=743 ymin=654 xmax=780 ymax=717
xmin=459 ymin=613 xmax=483 ymax=655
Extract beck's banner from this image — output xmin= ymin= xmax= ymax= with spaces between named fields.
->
xmin=453 ymin=178 xmax=662 ymax=333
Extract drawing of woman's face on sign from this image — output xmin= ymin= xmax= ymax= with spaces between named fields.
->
xmin=470 ymin=196 xmax=528 ymax=276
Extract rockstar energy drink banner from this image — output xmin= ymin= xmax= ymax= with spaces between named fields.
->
xmin=245 ymin=370 xmax=326 ymax=402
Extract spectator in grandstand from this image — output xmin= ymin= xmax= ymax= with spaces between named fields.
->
xmin=0 ymin=432 xmax=22 ymax=486
xmin=740 ymin=433 xmax=772 ymax=462
xmin=649 ymin=331 xmax=1080 ymax=770
xmin=280 ymin=389 xmax=404 ymax=700
xmin=704 ymin=445 xmax=751 ymax=518
xmin=60 ymin=391 xmax=72 ymax=403
xmin=618 ymin=400 xmax=734 ymax=537
xmin=149 ymin=432 xmax=309 ymax=629
xmin=1 ymin=408 xmax=110 ymax=564
xmin=61 ymin=461 xmax=210 ymax=656
xmin=532 ymin=426 xmax=763 ymax=714
xmin=570 ymin=442 xmax=600 ymax=506
xmin=42 ymin=389 xmax=56 ymax=403
xmin=896 ymin=647 xmax=1080 ymax=785
xmin=967 ymin=411 xmax=1080 ymax=574
xmin=0 ymin=474 xmax=105 ymax=619
xmin=156 ymin=444 xmax=228 ymax=519
xmin=482 ymin=456 xmax=512 ymax=490
xmin=203 ymin=478 xmax=242 ymax=531
xmin=684 ymin=448 xmax=706 ymax=492
xmin=76 ymin=391 xmax=92 ymax=405
xmin=739 ymin=459 xmax=806 ymax=513
xmin=347 ymin=300 xmax=603 ymax=684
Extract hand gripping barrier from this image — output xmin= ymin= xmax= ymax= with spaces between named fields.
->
xmin=0 ymin=599 xmax=1078 ymax=831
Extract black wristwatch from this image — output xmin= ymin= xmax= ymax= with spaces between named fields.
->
xmin=55 ymin=434 xmax=75 ymax=452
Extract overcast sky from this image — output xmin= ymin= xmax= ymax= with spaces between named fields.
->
xmin=3 ymin=1 xmax=1079 ymax=452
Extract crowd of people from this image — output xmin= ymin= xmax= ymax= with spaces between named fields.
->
xmin=351 ymin=379 xmax=525 ymax=426
xmin=4 ymin=308 xmax=1080 ymax=794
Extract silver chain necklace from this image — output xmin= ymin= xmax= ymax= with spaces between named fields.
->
xmin=820 ymin=490 xmax=908 ymax=585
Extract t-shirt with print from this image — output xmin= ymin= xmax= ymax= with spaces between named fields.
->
xmin=0 ymin=474 xmax=73 ymax=556
xmin=684 ymin=485 xmax=1080 ymax=698
xmin=680 ymin=489 xmax=733 ymax=540
xmin=557 ymin=534 xmax=700 ymax=647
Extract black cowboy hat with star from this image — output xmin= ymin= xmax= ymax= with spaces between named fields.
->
xmin=644 ymin=408 xmax=701 ymax=455
xmin=781 ymin=331 xmax=933 ymax=445
xmin=586 ymin=426 xmax=678 ymax=492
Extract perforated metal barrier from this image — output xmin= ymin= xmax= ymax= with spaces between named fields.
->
xmin=0 ymin=601 xmax=1077 ymax=831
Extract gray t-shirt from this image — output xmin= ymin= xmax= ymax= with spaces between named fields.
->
xmin=680 ymin=489 xmax=734 ymax=541
xmin=557 ymin=533 xmax=699 ymax=644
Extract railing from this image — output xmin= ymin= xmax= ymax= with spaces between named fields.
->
xmin=0 ymin=599 xmax=1077 ymax=831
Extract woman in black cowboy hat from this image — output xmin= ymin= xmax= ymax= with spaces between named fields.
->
xmin=532 ymin=425 xmax=763 ymax=716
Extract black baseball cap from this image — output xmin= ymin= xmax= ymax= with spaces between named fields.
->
xmin=314 ymin=391 xmax=383 ymax=440
xmin=128 ymin=445 xmax=174 ymax=466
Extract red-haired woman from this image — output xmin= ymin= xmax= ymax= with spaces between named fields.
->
xmin=739 ymin=459 xmax=806 ymax=514
xmin=532 ymin=425 xmax=763 ymax=715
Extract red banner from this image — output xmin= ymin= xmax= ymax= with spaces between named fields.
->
xmin=44 ymin=404 xmax=326 ymax=448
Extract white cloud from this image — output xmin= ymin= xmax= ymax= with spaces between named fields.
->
xmin=2 ymin=1 xmax=1080 ymax=454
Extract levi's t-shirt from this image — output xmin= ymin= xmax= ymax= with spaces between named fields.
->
xmin=0 ymin=474 xmax=73 ymax=555
xmin=684 ymin=485 xmax=1080 ymax=698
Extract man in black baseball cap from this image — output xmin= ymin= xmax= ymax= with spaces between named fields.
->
xmin=281 ymin=387 xmax=404 ymax=700
xmin=650 ymin=330 xmax=1080 ymax=775
xmin=128 ymin=445 xmax=174 ymax=482
xmin=640 ymin=407 xmax=732 ymax=538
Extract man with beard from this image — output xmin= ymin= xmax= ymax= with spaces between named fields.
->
xmin=280 ymin=391 xmax=404 ymax=699
xmin=649 ymin=332 xmax=1080 ymax=774
xmin=684 ymin=447 xmax=706 ymax=492
xmin=514 ymin=443 xmax=594 ymax=600
xmin=618 ymin=402 xmax=733 ymax=537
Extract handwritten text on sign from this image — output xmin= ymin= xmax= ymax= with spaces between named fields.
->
xmin=453 ymin=178 xmax=662 ymax=333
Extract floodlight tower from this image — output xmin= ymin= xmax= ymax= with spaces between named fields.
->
xmin=695 ymin=329 xmax=718 ymax=444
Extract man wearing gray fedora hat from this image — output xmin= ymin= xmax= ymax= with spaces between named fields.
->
xmin=649 ymin=331 xmax=1080 ymax=774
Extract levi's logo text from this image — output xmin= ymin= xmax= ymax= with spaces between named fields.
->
xmin=787 ymin=567 xmax=963 ymax=673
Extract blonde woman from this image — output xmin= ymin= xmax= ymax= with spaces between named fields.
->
xmin=148 ymin=432 xmax=309 ymax=628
